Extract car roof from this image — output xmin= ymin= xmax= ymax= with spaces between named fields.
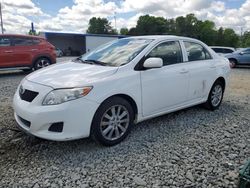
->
xmin=127 ymin=35 xmax=203 ymax=42
xmin=210 ymin=46 xmax=235 ymax=50
xmin=0 ymin=34 xmax=44 ymax=39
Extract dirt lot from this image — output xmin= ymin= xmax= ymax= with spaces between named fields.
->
xmin=0 ymin=67 xmax=249 ymax=187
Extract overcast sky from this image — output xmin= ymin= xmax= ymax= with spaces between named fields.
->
xmin=1 ymin=0 xmax=249 ymax=34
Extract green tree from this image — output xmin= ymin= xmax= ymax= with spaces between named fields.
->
xmin=28 ymin=30 xmax=40 ymax=36
xmin=120 ymin=28 xmax=129 ymax=35
xmin=223 ymin=28 xmax=239 ymax=47
xmin=87 ymin=17 xmax=117 ymax=34
xmin=125 ymin=14 xmax=240 ymax=47
xmin=165 ymin=18 xmax=176 ymax=35
xmin=135 ymin=15 xmax=167 ymax=35
xmin=197 ymin=20 xmax=217 ymax=45
xmin=216 ymin=27 xmax=224 ymax=46
xmin=128 ymin=27 xmax=138 ymax=36
xmin=241 ymin=31 xmax=250 ymax=47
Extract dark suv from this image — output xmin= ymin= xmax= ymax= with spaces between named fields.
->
xmin=0 ymin=34 xmax=56 ymax=71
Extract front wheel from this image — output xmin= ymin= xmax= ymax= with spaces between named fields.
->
xmin=34 ymin=57 xmax=51 ymax=70
xmin=91 ymin=97 xmax=134 ymax=146
xmin=204 ymin=80 xmax=224 ymax=110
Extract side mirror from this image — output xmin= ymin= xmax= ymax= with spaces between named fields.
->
xmin=143 ymin=58 xmax=163 ymax=69
xmin=239 ymin=51 xmax=245 ymax=55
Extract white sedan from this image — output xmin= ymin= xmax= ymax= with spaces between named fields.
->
xmin=13 ymin=36 xmax=230 ymax=146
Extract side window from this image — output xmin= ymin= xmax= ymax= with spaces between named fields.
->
xmin=223 ymin=48 xmax=234 ymax=53
xmin=0 ymin=37 xmax=11 ymax=47
xmin=13 ymin=37 xmax=34 ymax=46
xmin=184 ymin=41 xmax=212 ymax=61
xmin=33 ymin=39 xmax=41 ymax=45
xmin=147 ymin=41 xmax=183 ymax=66
xmin=212 ymin=48 xmax=223 ymax=53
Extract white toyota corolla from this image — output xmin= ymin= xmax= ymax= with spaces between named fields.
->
xmin=13 ymin=36 xmax=230 ymax=146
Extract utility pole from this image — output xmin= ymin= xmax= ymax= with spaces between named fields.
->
xmin=114 ymin=11 xmax=117 ymax=31
xmin=0 ymin=2 xmax=4 ymax=34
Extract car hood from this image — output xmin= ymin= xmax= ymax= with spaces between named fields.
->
xmin=26 ymin=61 xmax=118 ymax=88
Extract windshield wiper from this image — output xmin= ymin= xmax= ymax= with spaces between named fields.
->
xmin=73 ymin=57 xmax=94 ymax=65
xmin=73 ymin=57 xmax=108 ymax=66
xmin=84 ymin=59 xmax=107 ymax=66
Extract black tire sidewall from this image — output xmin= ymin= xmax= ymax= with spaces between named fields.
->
xmin=34 ymin=57 xmax=51 ymax=70
xmin=206 ymin=81 xmax=224 ymax=110
xmin=230 ymin=59 xmax=236 ymax=68
xmin=91 ymin=97 xmax=134 ymax=146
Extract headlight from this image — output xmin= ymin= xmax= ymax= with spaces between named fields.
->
xmin=42 ymin=87 xmax=93 ymax=105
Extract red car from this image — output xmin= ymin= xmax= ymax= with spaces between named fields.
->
xmin=0 ymin=34 xmax=56 ymax=71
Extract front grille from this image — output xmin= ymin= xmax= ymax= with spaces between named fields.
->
xmin=18 ymin=116 xmax=31 ymax=128
xmin=20 ymin=89 xmax=38 ymax=102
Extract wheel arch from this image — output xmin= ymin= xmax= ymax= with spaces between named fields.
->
xmin=228 ymin=58 xmax=238 ymax=64
xmin=215 ymin=76 xmax=226 ymax=91
xmin=96 ymin=94 xmax=138 ymax=122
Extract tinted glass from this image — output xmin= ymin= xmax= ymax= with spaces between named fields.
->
xmin=80 ymin=38 xmax=153 ymax=67
xmin=212 ymin=48 xmax=223 ymax=53
xmin=147 ymin=41 xmax=183 ymax=66
xmin=13 ymin=37 xmax=34 ymax=46
xmin=184 ymin=42 xmax=212 ymax=61
xmin=0 ymin=37 xmax=11 ymax=47
xmin=223 ymin=49 xmax=234 ymax=53
xmin=33 ymin=39 xmax=41 ymax=45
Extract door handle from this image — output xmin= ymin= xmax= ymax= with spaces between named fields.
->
xmin=179 ymin=69 xmax=189 ymax=74
xmin=4 ymin=50 xmax=13 ymax=53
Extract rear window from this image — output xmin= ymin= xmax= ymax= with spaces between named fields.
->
xmin=33 ymin=39 xmax=41 ymax=45
xmin=13 ymin=37 xmax=34 ymax=46
xmin=184 ymin=42 xmax=212 ymax=61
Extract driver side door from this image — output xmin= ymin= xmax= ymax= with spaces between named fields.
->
xmin=140 ymin=41 xmax=189 ymax=117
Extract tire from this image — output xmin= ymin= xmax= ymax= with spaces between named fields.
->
xmin=33 ymin=57 xmax=51 ymax=70
xmin=91 ymin=97 xmax=134 ymax=146
xmin=204 ymin=80 xmax=224 ymax=111
xmin=229 ymin=59 xmax=237 ymax=68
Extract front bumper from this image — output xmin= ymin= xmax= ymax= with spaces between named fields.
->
xmin=13 ymin=80 xmax=99 ymax=141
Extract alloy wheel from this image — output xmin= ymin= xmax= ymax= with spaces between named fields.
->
xmin=36 ymin=59 xmax=50 ymax=69
xmin=100 ymin=105 xmax=130 ymax=141
xmin=211 ymin=84 xmax=223 ymax=107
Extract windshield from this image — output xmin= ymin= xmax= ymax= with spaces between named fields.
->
xmin=79 ymin=38 xmax=153 ymax=67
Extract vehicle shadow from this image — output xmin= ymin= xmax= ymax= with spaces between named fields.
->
xmin=234 ymin=66 xmax=250 ymax=69
xmin=0 ymin=70 xmax=31 ymax=78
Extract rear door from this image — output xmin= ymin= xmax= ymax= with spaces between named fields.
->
xmin=182 ymin=41 xmax=217 ymax=102
xmin=0 ymin=36 xmax=14 ymax=68
xmin=12 ymin=37 xmax=37 ymax=66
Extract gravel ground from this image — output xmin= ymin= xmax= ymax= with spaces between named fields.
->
xmin=0 ymin=66 xmax=249 ymax=188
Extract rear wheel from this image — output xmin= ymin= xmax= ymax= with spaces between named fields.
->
xmin=229 ymin=59 xmax=237 ymax=68
xmin=91 ymin=97 xmax=134 ymax=146
xmin=34 ymin=57 xmax=51 ymax=70
xmin=204 ymin=80 xmax=224 ymax=110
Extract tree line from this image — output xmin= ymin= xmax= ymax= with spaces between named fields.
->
xmin=87 ymin=14 xmax=250 ymax=48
